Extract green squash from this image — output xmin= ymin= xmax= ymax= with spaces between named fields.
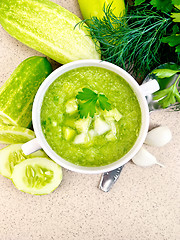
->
xmin=0 ymin=0 xmax=100 ymax=64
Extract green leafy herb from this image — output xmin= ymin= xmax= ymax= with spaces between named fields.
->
xmin=150 ymin=0 xmax=173 ymax=13
xmin=162 ymin=34 xmax=180 ymax=52
xmin=161 ymin=3 xmax=180 ymax=53
xmin=135 ymin=0 xmax=174 ymax=13
xmin=98 ymin=94 xmax=111 ymax=110
xmin=153 ymin=70 xmax=180 ymax=108
xmin=76 ymin=88 xmax=111 ymax=118
xmin=150 ymin=63 xmax=180 ymax=90
xmin=79 ymin=4 xmax=178 ymax=77
xmin=134 ymin=0 xmax=180 ymax=55
xmin=134 ymin=0 xmax=146 ymax=6
xmin=152 ymin=68 xmax=180 ymax=78
xmin=76 ymin=88 xmax=98 ymax=118
xmin=172 ymin=0 xmax=180 ymax=5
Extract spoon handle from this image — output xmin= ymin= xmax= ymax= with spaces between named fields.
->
xmin=99 ymin=165 xmax=124 ymax=192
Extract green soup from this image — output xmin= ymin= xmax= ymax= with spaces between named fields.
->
xmin=41 ymin=66 xmax=141 ymax=167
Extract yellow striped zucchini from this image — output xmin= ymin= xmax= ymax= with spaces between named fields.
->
xmin=0 ymin=0 xmax=100 ymax=64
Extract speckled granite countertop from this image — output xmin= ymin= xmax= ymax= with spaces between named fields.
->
xmin=0 ymin=1 xmax=179 ymax=240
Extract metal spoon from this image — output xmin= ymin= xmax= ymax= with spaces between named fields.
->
xmin=99 ymin=63 xmax=180 ymax=192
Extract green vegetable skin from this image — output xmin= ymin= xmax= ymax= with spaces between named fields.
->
xmin=0 ymin=56 xmax=52 ymax=128
xmin=78 ymin=0 xmax=125 ymax=19
xmin=0 ymin=0 xmax=100 ymax=64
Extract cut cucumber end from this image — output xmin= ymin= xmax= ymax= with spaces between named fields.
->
xmin=11 ymin=158 xmax=62 ymax=195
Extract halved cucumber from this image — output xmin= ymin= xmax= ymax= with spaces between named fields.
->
xmin=0 ymin=144 xmax=47 ymax=179
xmin=11 ymin=158 xmax=62 ymax=195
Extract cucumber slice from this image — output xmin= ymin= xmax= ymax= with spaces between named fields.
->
xmin=0 ymin=144 xmax=47 ymax=179
xmin=11 ymin=158 xmax=62 ymax=195
xmin=0 ymin=124 xmax=35 ymax=144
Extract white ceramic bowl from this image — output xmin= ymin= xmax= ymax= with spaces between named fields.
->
xmin=22 ymin=60 xmax=159 ymax=174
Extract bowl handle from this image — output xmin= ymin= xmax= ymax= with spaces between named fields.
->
xmin=21 ymin=138 xmax=42 ymax=155
xmin=140 ymin=79 xmax=159 ymax=96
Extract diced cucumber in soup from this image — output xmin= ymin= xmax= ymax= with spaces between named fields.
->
xmin=63 ymin=127 xmax=76 ymax=141
xmin=65 ymin=99 xmax=78 ymax=114
xmin=94 ymin=117 xmax=111 ymax=135
xmin=75 ymin=117 xmax=91 ymax=133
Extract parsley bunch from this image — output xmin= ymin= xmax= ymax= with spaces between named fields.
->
xmin=76 ymin=88 xmax=111 ymax=118
xmin=135 ymin=0 xmax=180 ymax=54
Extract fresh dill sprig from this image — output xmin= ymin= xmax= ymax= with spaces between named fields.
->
xmin=79 ymin=4 xmax=179 ymax=78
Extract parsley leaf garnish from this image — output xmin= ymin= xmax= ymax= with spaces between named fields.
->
xmin=76 ymin=88 xmax=98 ymax=101
xmin=98 ymin=94 xmax=111 ymax=111
xmin=76 ymin=88 xmax=111 ymax=118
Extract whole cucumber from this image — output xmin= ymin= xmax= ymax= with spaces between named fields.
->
xmin=0 ymin=0 xmax=100 ymax=64
xmin=0 ymin=56 xmax=52 ymax=127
